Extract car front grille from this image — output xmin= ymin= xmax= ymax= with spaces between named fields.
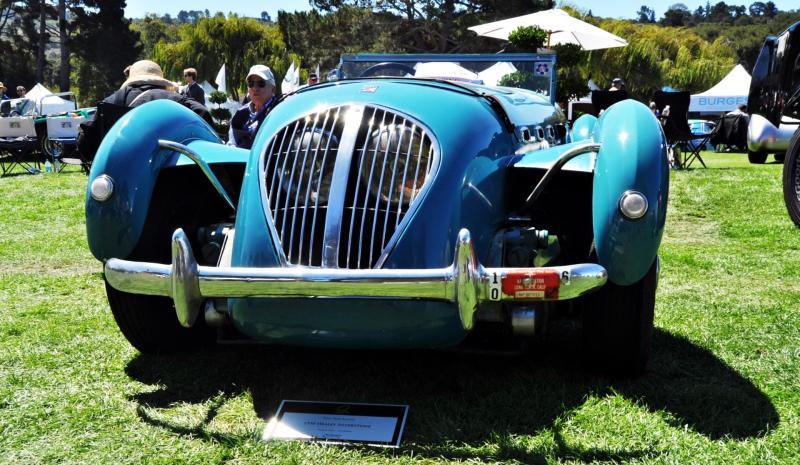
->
xmin=261 ymin=104 xmax=438 ymax=269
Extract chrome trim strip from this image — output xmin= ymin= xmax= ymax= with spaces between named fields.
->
xmin=523 ymin=142 xmax=601 ymax=210
xmin=105 ymin=228 xmax=608 ymax=330
xmin=356 ymin=108 xmax=388 ymax=268
xmin=258 ymin=128 xmax=290 ymax=267
xmin=280 ymin=116 xmax=311 ymax=248
xmin=298 ymin=110 xmax=329 ymax=265
xmin=381 ymin=116 xmax=408 ymax=248
xmin=158 ymin=140 xmax=236 ymax=211
xmin=395 ymin=123 xmax=417 ymax=227
xmin=289 ymin=113 xmax=322 ymax=263
xmin=308 ymin=107 xmax=341 ymax=263
xmin=370 ymin=112 xmax=398 ymax=266
xmin=346 ymin=106 xmax=377 ymax=268
xmin=322 ymin=105 xmax=365 ymax=267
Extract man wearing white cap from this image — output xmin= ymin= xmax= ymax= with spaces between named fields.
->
xmin=228 ymin=64 xmax=276 ymax=149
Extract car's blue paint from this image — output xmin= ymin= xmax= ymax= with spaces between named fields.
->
xmin=592 ymin=100 xmax=669 ymax=285
xmin=227 ymin=79 xmax=522 ymax=346
xmin=85 ymin=100 xmax=245 ymax=261
xmin=571 ymin=113 xmax=597 ymax=141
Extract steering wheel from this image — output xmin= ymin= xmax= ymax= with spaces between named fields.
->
xmin=359 ymin=62 xmax=416 ymax=78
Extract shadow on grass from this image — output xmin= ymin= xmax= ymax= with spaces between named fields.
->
xmin=126 ymin=329 xmax=778 ymax=462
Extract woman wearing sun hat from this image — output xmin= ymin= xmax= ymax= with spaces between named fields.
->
xmin=0 ymin=82 xmax=9 ymax=100
xmin=78 ymin=60 xmax=212 ymax=160
xmin=99 ymin=59 xmax=210 ymax=120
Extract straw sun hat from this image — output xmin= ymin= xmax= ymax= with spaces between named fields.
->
xmin=120 ymin=60 xmax=177 ymax=89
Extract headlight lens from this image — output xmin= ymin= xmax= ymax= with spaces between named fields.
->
xmin=619 ymin=190 xmax=648 ymax=219
xmin=90 ymin=175 xmax=114 ymax=202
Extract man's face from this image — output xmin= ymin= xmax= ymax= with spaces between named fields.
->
xmin=184 ymin=73 xmax=194 ymax=84
xmin=308 ymin=77 xmax=318 ymax=85
xmin=247 ymin=76 xmax=274 ymax=102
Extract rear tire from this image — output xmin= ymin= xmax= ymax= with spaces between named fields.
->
xmin=748 ymin=150 xmax=768 ymax=164
xmin=582 ymin=259 xmax=658 ymax=376
xmin=782 ymin=129 xmax=800 ymax=227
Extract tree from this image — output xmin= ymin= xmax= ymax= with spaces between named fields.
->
xmin=260 ymin=11 xmax=271 ymax=22
xmin=764 ymin=1 xmax=777 ymax=17
xmin=748 ymin=2 xmax=766 ymax=16
xmin=637 ymin=6 xmax=656 ymax=23
xmin=71 ymin=0 xmax=141 ymax=104
xmin=132 ymin=14 xmax=178 ymax=59
xmin=305 ymin=0 xmax=555 ymax=53
xmin=707 ymin=2 xmax=732 ymax=22
xmin=661 ymin=4 xmax=691 ymax=26
xmin=585 ymin=19 xmax=738 ymax=100
xmin=154 ymin=15 xmax=294 ymax=101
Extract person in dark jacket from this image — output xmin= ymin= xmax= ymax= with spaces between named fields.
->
xmin=181 ymin=67 xmax=205 ymax=104
xmin=103 ymin=60 xmax=211 ymax=123
xmin=78 ymin=60 xmax=212 ymax=161
xmin=228 ymin=64 xmax=276 ymax=149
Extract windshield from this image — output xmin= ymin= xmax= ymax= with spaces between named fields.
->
xmin=338 ymin=53 xmax=557 ymax=104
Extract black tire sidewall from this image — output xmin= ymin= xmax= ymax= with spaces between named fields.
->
xmin=748 ymin=151 xmax=768 ymax=164
xmin=782 ymin=129 xmax=800 ymax=227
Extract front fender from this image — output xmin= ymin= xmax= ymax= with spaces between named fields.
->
xmin=86 ymin=99 xmax=246 ymax=261
xmin=593 ymin=100 xmax=669 ymax=285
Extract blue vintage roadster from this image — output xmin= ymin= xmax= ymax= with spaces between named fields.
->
xmin=86 ymin=54 xmax=668 ymax=374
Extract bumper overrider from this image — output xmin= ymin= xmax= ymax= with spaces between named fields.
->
xmin=104 ymin=228 xmax=608 ymax=331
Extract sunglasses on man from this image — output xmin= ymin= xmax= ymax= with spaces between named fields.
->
xmin=247 ymin=79 xmax=267 ymax=88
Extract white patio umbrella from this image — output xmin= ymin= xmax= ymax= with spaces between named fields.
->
xmin=468 ymin=8 xmax=628 ymax=51
xmin=413 ymin=62 xmax=481 ymax=82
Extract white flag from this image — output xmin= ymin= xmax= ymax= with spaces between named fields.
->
xmin=215 ymin=64 xmax=226 ymax=95
xmin=315 ymin=63 xmax=320 ymax=82
xmin=282 ymin=62 xmax=296 ymax=95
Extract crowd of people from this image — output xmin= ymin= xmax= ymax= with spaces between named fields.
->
xmin=85 ymin=59 xmax=321 ymax=153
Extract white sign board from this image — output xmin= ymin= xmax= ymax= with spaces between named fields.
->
xmin=263 ymin=400 xmax=409 ymax=448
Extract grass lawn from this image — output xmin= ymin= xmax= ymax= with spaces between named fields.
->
xmin=1 ymin=153 xmax=798 ymax=464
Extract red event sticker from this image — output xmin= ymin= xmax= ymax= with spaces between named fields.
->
xmin=501 ymin=269 xmax=561 ymax=300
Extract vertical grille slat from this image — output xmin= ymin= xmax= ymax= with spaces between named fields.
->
xmin=261 ymin=104 xmax=438 ymax=269
xmin=307 ymin=107 xmax=341 ymax=264
xmin=395 ymin=123 xmax=417 ymax=227
xmin=346 ymin=106 xmax=378 ymax=269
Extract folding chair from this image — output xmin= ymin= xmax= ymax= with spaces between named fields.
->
xmin=654 ymin=91 xmax=709 ymax=168
xmin=0 ymin=117 xmax=42 ymax=176
xmin=590 ymin=90 xmax=629 ymax=116
xmin=709 ymin=113 xmax=748 ymax=153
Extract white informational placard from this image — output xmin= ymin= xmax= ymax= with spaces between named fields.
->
xmin=263 ymin=400 xmax=409 ymax=448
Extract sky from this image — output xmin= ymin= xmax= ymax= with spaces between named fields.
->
xmin=124 ymin=0 xmax=797 ymax=22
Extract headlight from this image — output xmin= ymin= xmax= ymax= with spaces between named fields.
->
xmin=619 ymin=190 xmax=648 ymax=219
xmin=90 ymin=175 xmax=115 ymax=202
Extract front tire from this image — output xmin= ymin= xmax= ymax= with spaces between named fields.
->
xmin=782 ymin=129 xmax=800 ymax=227
xmin=582 ymin=259 xmax=658 ymax=376
xmin=105 ymin=280 xmax=215 ymax=354
xmin=748 ymin=150 xmax=768 ymax=164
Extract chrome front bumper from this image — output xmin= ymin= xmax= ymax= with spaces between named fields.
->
xmin=104 ymin=228 xmax=608 ymax=331
xmin=748 ymin=114 xmax=799 ymax=153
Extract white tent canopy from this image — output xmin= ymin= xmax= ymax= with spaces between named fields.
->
xmin=26 ymin=83 xmax=76 ymax=115
xmin=689 ymin=64 xmax=751 ymax=113
xmin=468 ymin=9 xmax=628 ymax=51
